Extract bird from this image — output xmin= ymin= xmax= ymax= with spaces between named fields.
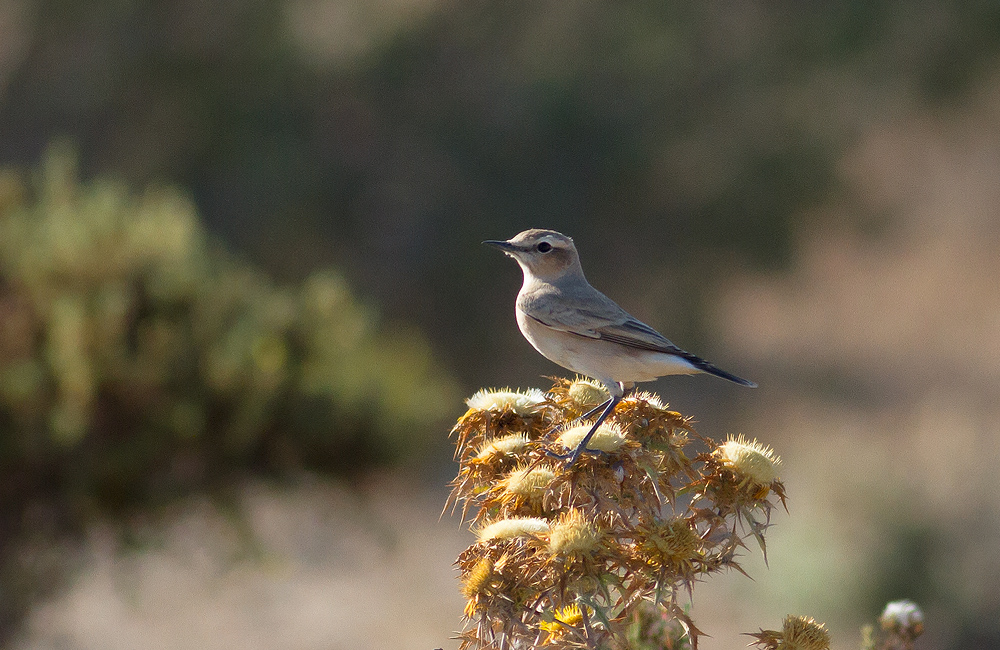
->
xmin=483 ymin=228 xmax=755 ymax=465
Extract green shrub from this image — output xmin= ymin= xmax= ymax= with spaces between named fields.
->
xmin=0 ymin=143 xmax=456 ymax=495
xmin=0 ymin=144 xmax=457 ymax=636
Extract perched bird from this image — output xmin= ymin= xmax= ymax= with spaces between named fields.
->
xmin=484 ymin=229 xmax=755 ymax=465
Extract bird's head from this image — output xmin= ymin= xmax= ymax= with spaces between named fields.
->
xmin=483 ymin=229 xmax=583 ymax=283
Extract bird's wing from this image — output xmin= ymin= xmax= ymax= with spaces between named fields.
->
xmin=522 ymin=287 xmax=759 ymax=388
xmin=590 ymin=317 xmax=684 ymax=353
xmin=524 ymin=291 xmax=681 ymax=354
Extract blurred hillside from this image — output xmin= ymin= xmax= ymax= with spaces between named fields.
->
xmin=1 ymin=1 xmax=1000 ymax=649
xmin=2 ymin=0 xmax=999 ymax=396
xmin=707 ymin=82 xmax=1000 ymax=650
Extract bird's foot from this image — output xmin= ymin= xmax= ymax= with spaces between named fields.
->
xmin=545 ymin=446 xmax=603 ymax=466
xmin=549 ymin=402 xmax=611 ymax=435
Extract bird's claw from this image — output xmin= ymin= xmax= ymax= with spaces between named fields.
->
xmin=545 ymin=447 xmax=604 ymax=465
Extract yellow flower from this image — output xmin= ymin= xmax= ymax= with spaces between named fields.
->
xmin=478 ymin=517 xmax=550 ymax=542
xmin=539 ymin=604 xmax=589 ymax=637
xmin=556 ymin=423 xmax=625 ymax=453
xmin=466 ymin=388 xmax=546 ymax=415
xmin=717 ymin=435 xmax=781 ymax=484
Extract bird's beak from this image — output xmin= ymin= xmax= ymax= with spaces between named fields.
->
xmin=482 ymin=239 xmax=519 ymax=253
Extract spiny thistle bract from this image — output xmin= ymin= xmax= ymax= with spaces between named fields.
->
xmin=449 ymin=378 xmax=791 ymax=649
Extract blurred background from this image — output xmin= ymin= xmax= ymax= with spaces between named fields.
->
xmin=0 ymin=0 xmax=999 ymax=648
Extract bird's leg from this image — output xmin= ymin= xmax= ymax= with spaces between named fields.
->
xmin=548 ymin=397 xmax=610 ymax=439
xmin=566 ymin=383 xmax=632 ymax=425
xmin=547 ymin=391 xmax=623 ymax=465
xmin=564 ymin=394 xmax=621 ymax=466
xmin=578 ymin=398 xmax=612 ymax=422
xmin=546 ymin=397 xmax=611 ymax=461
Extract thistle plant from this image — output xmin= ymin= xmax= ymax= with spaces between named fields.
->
xmin=449 ymin=378 xmax=788 ymax=649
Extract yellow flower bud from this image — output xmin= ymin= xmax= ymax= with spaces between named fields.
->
xmin=466 ymin=388 xmax=546 ymax=415
xmin=502 ymin=464 xmax=556 ymax=499
xmin=567 ymin=378 xmax=608 ymax=407
xmin=556 ymin=423 xmax=625 ymax=453
xmin=717 ymin=435 xmax=781 ymax=484
xmin=478 ymin=517 xmax=550 ymax=542
xmin=548 ymin=509 xmax=601 ymax=555
xmin=476 ymin=433 xmax=531 ymax=459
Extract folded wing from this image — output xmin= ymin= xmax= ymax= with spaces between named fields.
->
xmin=523 ymin=293 xmax=757 ymax=387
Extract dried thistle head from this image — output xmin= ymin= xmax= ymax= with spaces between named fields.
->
xmin=717 ymin=435 xmax=782 ymax=487
xmin=622 ymin=601 xmax=694 ymax=650
xmin=463 ymin=433 xmax=537 ymax=489
xmin=448 ymin=389 xmax=556 ymax=515
xmin=566 ymin=378 xmax=608 ymax=409
xmin=613 ymin=393 xmax=695 ymax=478
xmin=694 ymin=434 xmax=786 ymax=530
xmin=502 ymin=464 xmax=556 ymax=496
xmin=615 ymin=392 xmax=691 ymax=436
xmin=749 ymin=615 xmax=831 ymax=650
xmin=879 ymin=600 xmax=924 ymax=637
xmin=497 ymin=463 xmax=558 ymax=514
xmin=873 ymin=599 xmax=924 ymax=649
xmin=556 ymin=422 xmax=627 ymax=453
xmin=461 ymin=557 xmax=495 ymax=600
xmin=636 ymin=517 xmax=705 ymax=578
xmin=466 ymin=387 xmax=547 ymax=416
xmin=478 ymin=517 xmax=551 ymax=542
xmin=546 ymin=376 xmax=606 ymax=414
xmin=476 ymin=432 xmax=531 ymax=460
xmin=547 ymin=509 xmax=602 ymax=556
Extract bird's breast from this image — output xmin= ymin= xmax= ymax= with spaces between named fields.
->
xmin=515 ymin=308 xmax=579 ymax=367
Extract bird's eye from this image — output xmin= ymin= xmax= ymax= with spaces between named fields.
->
xmin=537 ymin=242 xmax=552 ymax=253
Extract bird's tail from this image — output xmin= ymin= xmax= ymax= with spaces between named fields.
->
xmin=677 ymin=350 xmax=758 ymax=388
